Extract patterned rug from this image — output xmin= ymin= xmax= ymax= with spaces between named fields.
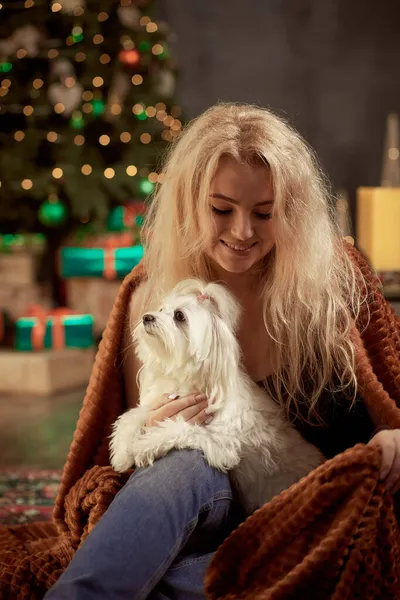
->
xmin=0 ymin=468 xmax=62 ymax=525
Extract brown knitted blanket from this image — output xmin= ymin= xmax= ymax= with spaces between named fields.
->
xmin=1 ymin=243 xmax=400 ymax=599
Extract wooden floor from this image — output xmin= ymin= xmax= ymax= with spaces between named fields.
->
xmin=1 ymin=301 xmax=399 ymax=471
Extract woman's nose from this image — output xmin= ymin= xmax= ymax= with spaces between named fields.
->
xmin=230 ymin=213 xmax=254 ymax=241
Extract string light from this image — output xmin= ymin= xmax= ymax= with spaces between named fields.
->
xmin=81 ymin=164 xmax=92 ymax=175
xmin=82 ymin=90 xmax=93 ymax=101
xmin=140 ymin=16 xmax=151 ymax=26
xmin=92 ymin=76 xmax=104 ymax=87
xmin=25 ymin=0 xmax=34 ymax=6
xmin=23 ymin=105 xmax=34 ymax=116
xmin=0 ymin=88 xmax=8 ymax=97
xmin=73 ymin=6 xmax=84 ymax=16
xmin=171 ymin=120 xmax=182 ymax=131
xmin=131 ymin=74 xmax=143 ymax=86
xmin=120 ymin=132 xmax=131 ymax=143
xmin=74 ymin=135 xmax=85 ymax=146
xmin=47 ymin=131 xmax=58 ymax=142
xmin=2 ymin=79 xmax=11 ymax=88
xmin=99 ymin=134 xmax=110 ymax=145
xmin=98 ymin=12 xmax=109 ymax=22
xmin=21 ymin=179 xmax=33 ymax=190
xmin=119 ymin=49 xmax=139 ymax=65
xmin=14 ymin=131 xmax=25 ymax=141
xmin=104 ymin=168 xmax=115 ymax=179
xmin=82 ymin=102 xmax=92 ymax=114
xmin=152 ymin=44 xmax=163 ymax=56
xmin=75 ymin=52 xmax=86 ymax=62
xmin=54 ymin=103 xmax=65 ymax=114
xmin=388 ymin=148 xmax=399 ymax=160
xmin=155 ymin=102 xmax=166 ymax=111
xmin=16 ymin=49 xmax=28 ymax=59
xmin=140 ymin=133 xmax=151 ymax=144
xmin=146 ymin=22 xmax=158 ymax=33
xmin=148 ymin=172 xmax=158 ymax=183
xmin=120 ymin=35 xmax=134 ymax=50
xmin=164 ymin=115 xmax=174 ymax=127
xmin=52 ymin=167 xmax=63 ymax=179
xmin=93 ymin=34 xmax=104 ymax=45
xmin=162 ymin=130 xmax=172 ymax=142
xmin=133 ymin=103 xmax=145 ymax=115
xmin=110 ymin=104 xmax=122 ymax=116
xmin=156 ymin=110 xmax=167 ymax=121
xmin=65 ymin=76 xmax=76 ymax=88
xmin=100 ymin=53 xmax=110 ymax=64
xmin=126 ymin=165 xmax=137 ymax=176
xmin=33 ymin=78 xmax=44 ymax=89
xmin=48 ymin=49 xmax=59 ymax=59
xmin=51 ymin=2 xmax=62 ymax=12
xmin=145 ymin=106 xmax=156 ymax=117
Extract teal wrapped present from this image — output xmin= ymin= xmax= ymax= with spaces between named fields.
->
xmin=15 ymin=310 xmax=94 ymax=352
xmin=107 ymin=203 xmax=147 ymax=232
xmin=59 ymin=245 xmax=143 ymax=279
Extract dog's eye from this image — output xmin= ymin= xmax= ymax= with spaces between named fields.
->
xmin=174 ymin=310 xmax=186 ymax=323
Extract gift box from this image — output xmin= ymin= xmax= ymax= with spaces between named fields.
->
xmin=357 ymin=187 xmax=400 ymax=271
xmin=0 ymin=283 xmax=51 ymax=320
xmin=15 ymin=308 xmax=94 ymax=352
xmin=107 ymin=203 xmax=147 ymax=232
xmin=0 ymin=252 xmax=43 ymax=286
xmin=0 ymin=347 xmax=95 ymax=395
xmin=59 ymin=245 xmax=143 ymax=279
xmin=0 ymin=233 xmax=46 ymax=254
xmin=66 ymin=278 xmax=121 ymax=334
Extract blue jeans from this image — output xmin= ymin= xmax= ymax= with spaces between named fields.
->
xmin=44 ymin=449 xmax=244 ymax=599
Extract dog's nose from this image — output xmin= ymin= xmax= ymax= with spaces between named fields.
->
xmin=143 ymin=313 xmax=155 ymax=324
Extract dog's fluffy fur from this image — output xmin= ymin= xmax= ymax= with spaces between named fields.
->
xmin=110 ymin=279 xmax=324 ymax=514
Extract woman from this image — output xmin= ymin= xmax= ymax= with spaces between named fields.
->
xmin=45 ymin=103 xmax=400 ymax=599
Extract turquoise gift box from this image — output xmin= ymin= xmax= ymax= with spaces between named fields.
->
xmin=59 ymin=245 xmax=143 ymax=279
xmin=15 ymin=314 xmax=94 ymax=351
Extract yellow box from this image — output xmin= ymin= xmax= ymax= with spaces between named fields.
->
xmin=356 ymin=187 xmax=400 ymax=271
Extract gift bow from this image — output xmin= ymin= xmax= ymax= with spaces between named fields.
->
xmin=25 ymin=305 xmax=79 ymax=350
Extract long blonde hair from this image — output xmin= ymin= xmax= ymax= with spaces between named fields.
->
xmin=141 ymin=102 xmax=366 ymax=421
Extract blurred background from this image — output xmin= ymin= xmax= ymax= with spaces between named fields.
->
xmin=0 ymin=0 xmax=399 ymax=524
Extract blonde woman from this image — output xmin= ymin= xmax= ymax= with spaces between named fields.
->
xmin=45 ymin=103 xmax=400 ymax=600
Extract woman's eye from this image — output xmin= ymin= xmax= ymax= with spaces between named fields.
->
xmin=255 ymin=213 xmax=272 ymax=220
xmin=212 ymin=206 xmax=231 ymax=216
xmin=174 ymin=310 xmax=186 ymax=322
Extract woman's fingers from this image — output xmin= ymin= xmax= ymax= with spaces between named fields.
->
xmin=146 ymin=393 xmax=207 ymax=426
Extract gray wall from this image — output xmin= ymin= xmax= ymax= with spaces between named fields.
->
xmin=159 ymin=0 xmax=400 ymax=223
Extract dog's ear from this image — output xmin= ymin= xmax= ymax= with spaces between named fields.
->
xmin=203 ymin=283 xmax=241 ymax=331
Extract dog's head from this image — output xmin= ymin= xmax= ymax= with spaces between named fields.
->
xmin=134 ymin=279 xmax=241 ymax=384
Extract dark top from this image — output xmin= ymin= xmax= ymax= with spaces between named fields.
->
xmin=257 ymin=380 xmax=375 ymax=460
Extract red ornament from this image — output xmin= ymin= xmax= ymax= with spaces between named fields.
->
xmin=118 ymin=49 xmax=140 ymax=66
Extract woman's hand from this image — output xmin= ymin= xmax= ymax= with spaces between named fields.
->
xmin=145 ymin=393 xmax=213 ymax=427
xmin=368 ymin=429 xmax=400 ymax=493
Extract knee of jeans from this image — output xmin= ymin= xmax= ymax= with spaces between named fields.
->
xmin=129 ymin=449 xmax=232 ymax=507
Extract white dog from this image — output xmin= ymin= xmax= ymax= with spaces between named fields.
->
xmin=110 ymin=279 xmax=324 ymax=514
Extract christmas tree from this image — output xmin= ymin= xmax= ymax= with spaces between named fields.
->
xmin=0 ymin=0 xmax=182 ymax=239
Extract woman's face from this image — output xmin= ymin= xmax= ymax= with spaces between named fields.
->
xmin=205 ymin=156 xmax=275 ymax=275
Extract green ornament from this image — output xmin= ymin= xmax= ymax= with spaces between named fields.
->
xmin=70 ymin=112 xmax=85 ymax=129
xmin=0 ymin=62 xmax=12 ymax=73
xmin=91 ymin=98 xmax=105 ymax=116
xmin=38 ymin=198 xmax=67 ymax=226
xmin=138 ymin=179 xmax=154 ymax=196
xmin=138 ymin=40 xmax=151 ymax=52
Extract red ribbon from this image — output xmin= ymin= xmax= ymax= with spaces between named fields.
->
xmin=25 ymin=305 xmax=79 ymax=351
xmin=123 ymin=203 xmax=146 ymax=228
